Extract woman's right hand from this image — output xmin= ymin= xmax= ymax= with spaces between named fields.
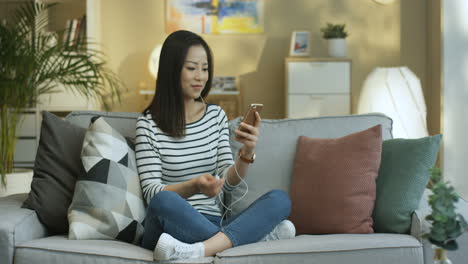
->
xmin=196 ymin=174 xmax=225 ymax=197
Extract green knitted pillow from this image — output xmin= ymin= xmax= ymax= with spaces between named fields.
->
xmin=373 ymin=135 xmax=442 ymax=234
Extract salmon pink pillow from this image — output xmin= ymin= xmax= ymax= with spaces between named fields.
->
xmin=289 ymin=125 xmax=382 ymax=235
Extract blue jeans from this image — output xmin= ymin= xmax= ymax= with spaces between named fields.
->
xmin=140 ymin=189 xmax=291 ymax=250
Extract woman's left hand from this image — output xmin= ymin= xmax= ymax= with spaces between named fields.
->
xmin=234 ymin=111 xmax=261 ymax=155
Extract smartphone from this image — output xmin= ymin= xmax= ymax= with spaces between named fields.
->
xmin=239 ymin=103 xmax=263 ymax=133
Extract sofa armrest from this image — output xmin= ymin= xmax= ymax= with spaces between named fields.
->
xmin=0 ymin=193 xmax=48 ymax=264
xmin=410 ymin=189 xmax=433 ymax=241
xmin=411 ymin=188 xmax=468 ymax=241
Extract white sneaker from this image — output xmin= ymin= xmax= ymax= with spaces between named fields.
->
xmin=154 ymin=233 xmax=205 ymax=260
xmin=260 ymin=220 xmax=296 ymax=242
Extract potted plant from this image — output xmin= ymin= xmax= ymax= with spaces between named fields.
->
xmin=424 ymin=167 xmax=468 ymax=263
xmin=0 ymin=2 xmax=122 ymax=193
xmin=320 ymin=23 xmax=349 ymax=57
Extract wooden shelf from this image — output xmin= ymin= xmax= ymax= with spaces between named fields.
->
xmin=206 ymin=94 xmax=242 ymax=120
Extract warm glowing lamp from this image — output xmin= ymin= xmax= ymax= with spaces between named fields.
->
xmin=357 ymin=67 xmax=428 ymax=138
xmin=148 ymin=44 xmax=162 ymax=79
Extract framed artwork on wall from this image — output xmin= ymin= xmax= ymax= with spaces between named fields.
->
xmin=166 ymin=0 xmax=264 ymax=34
xmin=289 ymin=31 xmax=310 ymax=57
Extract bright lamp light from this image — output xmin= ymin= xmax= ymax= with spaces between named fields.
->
xmin=148 ymin=44 xmax=162 ymax=79
xmin=357 ymin=67 xmax=428 ymax=138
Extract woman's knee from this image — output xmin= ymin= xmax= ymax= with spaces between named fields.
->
xmin=147 ymin=191 xmax=181 ymax=215
xmin=266 ymin=189 xmax=291 ymax=216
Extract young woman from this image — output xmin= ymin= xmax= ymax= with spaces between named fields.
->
xmin=135 ymin=30 xmax=294 ymax=261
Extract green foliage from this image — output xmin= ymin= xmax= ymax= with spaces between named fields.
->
xmin=320 ymin=23 xmax=349 ymax=39
xmin=0 ymin=2 xmax=123 ymax=186
xmin=423 ymin=167 xmax=468 ymax=251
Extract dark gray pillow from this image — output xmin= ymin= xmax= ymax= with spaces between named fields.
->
xmin=22 ymin=111 xmax=86 ymax=234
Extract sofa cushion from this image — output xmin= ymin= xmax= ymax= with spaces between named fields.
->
xmin=15 ymin=235 xmax=213 ymax=264
xmin=215 ymin=234 xmax=423 ymax=264
xmin=225 ymin=114 xmax=393 ymax=217
xmin=373 ymin=135 xmax=442 ymax=234
xmin=22 ymin=111 xmax=86 ymax=234
xmin=289 ymin=125 xmax=382 ymax=235
xmin=68 ymin=117 xmax=145 ymax=244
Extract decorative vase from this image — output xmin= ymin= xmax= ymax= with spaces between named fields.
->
xmin=327 ymin=38 xmax=347 ymax=57
xmin=0 ymin=168 xmax=33 ymax=197
xmin=433 ymin=246 xmax=452 ymax=264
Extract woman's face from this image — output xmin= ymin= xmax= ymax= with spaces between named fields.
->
xmin=180 ymin=45 xmax=209 ymax=101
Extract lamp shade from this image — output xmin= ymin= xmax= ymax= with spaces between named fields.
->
xmin=148 ymin=44 xmax=162 ymax=79
xmin=357 ymin=67 xmax=428 ymax=138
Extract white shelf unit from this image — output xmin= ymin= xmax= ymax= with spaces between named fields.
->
xmin=285 ymin=58 xmax=352 ymax=118
xmin=13 ymin=110 xmax=41 ymax=168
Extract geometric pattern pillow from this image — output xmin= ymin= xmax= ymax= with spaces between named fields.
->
xmin=68 ymin=116 xmax=145 ymax=244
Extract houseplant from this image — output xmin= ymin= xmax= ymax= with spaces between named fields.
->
xmin=320 ymin=23 xmax=349 ymax=57
xmin=0 ymin=2 xmax=122 ymax=189
xmin=424 ymin=167 xmax=468 ymax=263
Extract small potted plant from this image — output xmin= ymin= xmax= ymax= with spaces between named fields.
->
xmin=424 ymin=167 xmax=468 ymax=263
xmin=320 ymin=23 xmax=349 ymax=57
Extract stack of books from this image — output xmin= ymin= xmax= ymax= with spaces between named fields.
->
xmin=62 ymin=15 xmax=86 ymax=48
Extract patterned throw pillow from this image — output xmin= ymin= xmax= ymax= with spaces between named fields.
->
xmin=68 ymin=116 xmax=145 ymax=244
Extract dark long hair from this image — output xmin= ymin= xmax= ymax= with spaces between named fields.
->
xmin=145 ymin=30 xmax=213 ymax=138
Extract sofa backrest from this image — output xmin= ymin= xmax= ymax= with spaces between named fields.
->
xmin=65 ymin=111 xmax=393 ymax=217
xmin=66 ymin=111 xmax=141 ymax=138
xmin=225 ymin=113 xmax=393 ymax=216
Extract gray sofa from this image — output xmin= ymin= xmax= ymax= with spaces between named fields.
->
xmin=1 ymin=111 xmax=467 ymax=264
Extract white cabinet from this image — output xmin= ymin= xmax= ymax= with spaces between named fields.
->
xmin=285 ymin=58 xmax=351 ymax=118
xmin=13 ymin=110 xmax=40 ymax=168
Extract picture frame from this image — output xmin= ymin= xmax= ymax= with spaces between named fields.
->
xmin=166 ymin=0 xmax=264 ymax=34
xmin=289 ymin=31 xmax=310 ymax=56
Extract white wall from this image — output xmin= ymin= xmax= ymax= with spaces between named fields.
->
xmin=442 ymin=0 xmax=468 ymax=199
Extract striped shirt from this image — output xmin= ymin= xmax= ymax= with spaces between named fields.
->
xmin=135 ymin=104 xmax=236 ymax=216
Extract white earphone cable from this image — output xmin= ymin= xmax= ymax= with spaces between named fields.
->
xmin=216 ymin=155 xmax=249 ymax=230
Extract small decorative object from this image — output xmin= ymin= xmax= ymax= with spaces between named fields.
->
xmin=424 ymin=167 xmax=468 ymax=264
xmin=212 ymin=76 xmax=238 ymax=94
xmin=289 ymin=31 xmax=310 ymax=57
xmin=320 ymin=23 xmax=348 ymax=57
xmin=357 ymin=67 xmax=428 ymax=139
xmin=373 ymin=0 xmax=396 ymax=5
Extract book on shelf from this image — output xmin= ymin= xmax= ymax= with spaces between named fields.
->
xmin=69 ymin=19 xmax=78 ymax=46
xmin=77 ymin=15 xmax=86 ymax=46
xmin=63 ymin=19 xmax=72 ymax=44
xmin=62 ymin=15 xmax=86 ymax=48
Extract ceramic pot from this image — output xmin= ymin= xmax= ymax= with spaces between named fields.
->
xmin=0 ymin=168 xmax=33 ymax=197
xmin=433 ymin=246 xmax=452 ymax=264
xmin=328 ymin=38 xmax=347 ymax=57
